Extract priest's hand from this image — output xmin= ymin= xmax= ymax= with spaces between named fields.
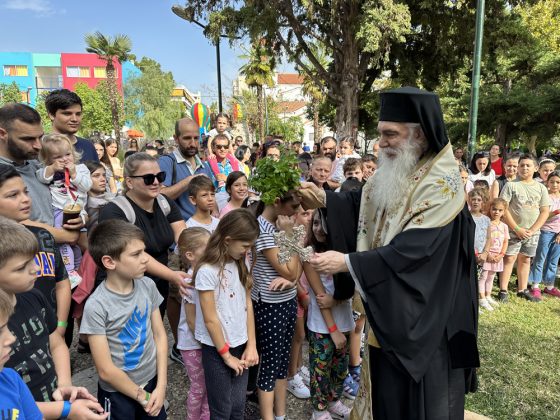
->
xmin=309 ymin=251 xmax=348 ymax=274
xmin=297 ymin=182 xmax=326 ymax=209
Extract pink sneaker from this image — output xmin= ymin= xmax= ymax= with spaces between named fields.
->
xmin=530 ymin=287 xmax=542 ymax=301
xmin=543 ymin=287 xmax=560 ymax=298
xmin=328 ymin=400 xmax=351 ymax=420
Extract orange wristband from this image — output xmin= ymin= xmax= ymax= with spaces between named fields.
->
xmin=218 ymin=343 xmax=230 ymax=355
xmin=328 ymin=324 xmax=338 ymax=333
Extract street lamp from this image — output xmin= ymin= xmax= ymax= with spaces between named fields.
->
xmin=172 ymin=5 xmax=234 ymax=113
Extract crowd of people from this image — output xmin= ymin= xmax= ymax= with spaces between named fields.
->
xmin=0 ymin=85 xmax=553 ymax=420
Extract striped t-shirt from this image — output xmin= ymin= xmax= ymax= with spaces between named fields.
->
xmin=251 ymin=215 xmax=297 ymax=303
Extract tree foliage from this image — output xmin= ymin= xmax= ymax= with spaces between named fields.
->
xmin=124 ymin=57 xmax=183 ymax=140
xmin=0 ymin=82 xmax=22 ymax=106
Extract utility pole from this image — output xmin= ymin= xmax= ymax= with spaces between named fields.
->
xmin=467 ymin=0 xmax=486 ymax=161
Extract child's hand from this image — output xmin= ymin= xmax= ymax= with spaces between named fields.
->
xmin=144 ymin=385 xmax=165 ymax=416
xmin=330 ymin=330 xmax=347 ymax=350
xmin=241 ymin=345 xmax=259 ymax=367
xmin=223 ymin=353 xmax=245 ymax=376
xmin=269 ymin=277 xmax=294 ymax=291
xmin=316 ymin=293 xmax=334 ymax=309
xmin=67 ymin=162 xmax=77 ymax=178
xmin=50 ymin=161 xmax=66 ymax=173
xmin=216 ymin=173 xmax=227 ymax=182
xmin=276 ymin=215 xmax=295 ymax=233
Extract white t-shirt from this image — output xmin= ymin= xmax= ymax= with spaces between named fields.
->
xmin=472 ymin=214 xmax=491 ymax=254
xmin=468 ymin=169 xmax=496 ymax=188
xmin=186 ymin=216 xmax=220 ymax=233
xmin=307 ymin=273 xmax=355 ymax=334
xmin=177 ymin=270 xmax=201 ymax=351
xmin=194 ymin=262 xmax=248 ymax=347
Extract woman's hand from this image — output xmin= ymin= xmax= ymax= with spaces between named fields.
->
xmin=309 ymin=251 xmax=348 ymax=274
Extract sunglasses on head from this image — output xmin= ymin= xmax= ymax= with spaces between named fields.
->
xmin=214 ymin=144 xmax=229 ymax=150
xmin=129 ymin=171 xmax=166 ymax=185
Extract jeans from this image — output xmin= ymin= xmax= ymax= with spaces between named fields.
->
xmin=201 ymin=343 xmax=248 ymax=420
xmin=529 ymin=230 xmax=560 ymax=285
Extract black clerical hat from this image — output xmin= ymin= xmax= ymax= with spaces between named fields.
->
xmin=379 ymin=87 xmax=449 ymax=152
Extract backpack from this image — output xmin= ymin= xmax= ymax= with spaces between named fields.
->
xmin=112 ymin=195 xmax=171 ymax=224
xmin=162 ymin=153 xmax=177 ymax=185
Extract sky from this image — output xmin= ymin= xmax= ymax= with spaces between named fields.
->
xmin=0 ymin=0 xmax=293 ymax=103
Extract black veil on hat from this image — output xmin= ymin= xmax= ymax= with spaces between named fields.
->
xmin=379 ymin=86 xmax=449 ymax=152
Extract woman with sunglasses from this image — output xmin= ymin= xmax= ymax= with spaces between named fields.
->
xmin=99 ymin=153 xmax=187 ymax=315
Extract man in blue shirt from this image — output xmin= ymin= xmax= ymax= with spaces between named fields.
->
xmin=159 ymin=118 xmax=212 ymax=221
xmin=45 ymin=89 xmax=98 ymax=163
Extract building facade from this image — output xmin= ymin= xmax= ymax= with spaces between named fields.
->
xmin=0 ymin=51 xmax=135 ymax=107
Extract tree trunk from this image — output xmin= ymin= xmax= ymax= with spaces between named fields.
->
xmin=106 ymin=60 xmax=122 ymax=144
xmin=494 ymin=78 xmax=513 ymax=151
xmin=332 ymin=3 xmax=360 ymax=139
xmin=313 ymin=103 xmax=320 ymax=144
xmin=527 ymin=134 xmax=537 ymax=155
xmin=256 ymin=85 xmax=264 ymax=142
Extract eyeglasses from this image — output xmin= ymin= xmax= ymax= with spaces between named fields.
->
xmin=214 ymin=144 xmax=229 ymax=150
xmin=128 ymin=171 xmax=166 ymax=185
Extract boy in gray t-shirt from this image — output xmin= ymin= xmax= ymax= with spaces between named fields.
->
xmin=80 ymin=220 xmax=168 ymax=419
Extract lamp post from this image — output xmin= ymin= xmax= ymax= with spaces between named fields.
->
xmin=467 ymin=0 xmax=486 ymax=162
xmin=172 ymin=5 xmax=230 ymax=113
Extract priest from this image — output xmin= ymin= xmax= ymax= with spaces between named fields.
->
xmin=298 ymin=87 xmax=479 ymax=419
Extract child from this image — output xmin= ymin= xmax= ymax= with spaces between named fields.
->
xmin=219 ymin=171 xmax=249 ymax=218
xmin=37 ymin=133 xmax=92 ymax=286
xmin=252 ymin=192 xmax=302 ymax=420
xmin=0 ymin=166 xmax=71 ymax=337
xmin=194 ymin=209 xmax=259 ymax=419
xmin=459 ymin=165 xmax=474 ymax=193
xmin=186 ymin=175 xmax=220 ymax=233
xmin=528 ymin=170 xmax=560 ymax=299
xmin=85 ymin=161 xmax=116 ymax=231
xmin=0 ymin=218 xmax=105 ymax=418
xmin=207 ymin=113 xmax=233 ymax=154
xmin=361 ymin=154 xmax=377 ymax=181
xmin=303 ymin=211 xmax=354 ymax=420
xmin=0 ymin=287 xmax=42 ymax=419
xmin=81 ymin=220 xmax=168 ymax=419
xmin=331 ymin=137 xmax=361 ymax=184
xmin=535 ymin=158 xmax=556 ymax=183
xmin=491 ymin=154 xmax=519 ymax=198
xmin=499 ymin=154 xmax=550 ymax=302
xmin=469 ymin=188 xmax=491 ymax=259
xmin=478 ymin=198 xmax=509 ymax=311
xmin=177 ymin=227 xmax=211 ymax=420
xmin=337 ymin=158 xmax=364 ymax=193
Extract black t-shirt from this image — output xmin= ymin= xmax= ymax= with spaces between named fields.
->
xmin=99 ymin=194 xmax=183 ymax=269
xmin=7 ymin=289 xmax=58 ymax=402
xmin=75 ymin=137 xmax=99 ymax=163
xmin=26 ymin=226 xmax=68 ymax=311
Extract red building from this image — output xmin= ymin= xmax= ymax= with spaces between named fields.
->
xmin=60 ymin=53 xmax=122 ymax=92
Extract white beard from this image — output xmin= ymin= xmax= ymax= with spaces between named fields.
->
xmin=371 ymin=135 xmax=425 ymax=213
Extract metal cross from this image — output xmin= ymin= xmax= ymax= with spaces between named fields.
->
xmin=274 ymin=224 xmax=314 ymax=264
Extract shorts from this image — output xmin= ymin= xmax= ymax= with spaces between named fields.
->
xmin=506 ymin=232 xmax=540 ymax=257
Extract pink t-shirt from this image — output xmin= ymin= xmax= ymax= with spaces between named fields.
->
xmin=541 ymin=195 xmax=560 ymax=233
xmin=488 ymin=222 xmax=509 ymax=253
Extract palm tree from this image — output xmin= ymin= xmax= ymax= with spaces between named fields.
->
xmin=85 ymin=31 xmax=133 ymax=145
xmin=240 ymin=39 xmax=276 ymax=141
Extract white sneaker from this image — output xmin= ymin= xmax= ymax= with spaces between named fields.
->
xmin=299 ymin=366 xmax=310 ymax=386
xmin=479 ymin=298 xmax=494 ymax=311
xmin=287 ymin=374 xmax=310 ymax=399
xmin=486 ymin=296 xmax=499 ymax=306
xmin=328 ymin=400 xmax=351 ymax=420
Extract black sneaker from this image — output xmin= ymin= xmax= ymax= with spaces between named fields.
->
xmin=516 ymin=289 xmax=540 ymax=302
xmin=497 ymin=290 xmax=508 ymax=303
xmin=170 ymin=345 xmax=184 ymax=366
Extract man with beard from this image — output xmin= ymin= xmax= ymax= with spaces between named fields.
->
xmin=160 ymin=118 xmax=213 ymax=221
xmin=298 ymin=87 xmax=479 ymax=420
xmin=0 ymin=103 xmax=81 ymax=243
xmin=159 ymin=117 xmax=212 ymax=365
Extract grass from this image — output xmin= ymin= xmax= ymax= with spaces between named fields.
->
xmin=465 ymin=285 xmax=560 ymax=420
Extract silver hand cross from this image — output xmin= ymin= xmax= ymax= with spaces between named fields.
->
xmin=274 ymin=224 xmax=314 ymax=264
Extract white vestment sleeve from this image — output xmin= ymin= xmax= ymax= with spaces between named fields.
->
xmin=344 ymin=254 xmax=367 ymax=302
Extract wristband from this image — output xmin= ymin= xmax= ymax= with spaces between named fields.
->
xmin=57 ymin=320 xmax=68 ymax=328
xmin=61 ymin=401 xmax=72 ymax=419
xmin=328 ymin=324 xmax=338 ymax=333
xmin=514 ymin=225 xmax=521 ymax=232
xmin=140 ymin=391 xmax=151 ymax=407
xmin=218 ymin=342 xmax=230 ymax=355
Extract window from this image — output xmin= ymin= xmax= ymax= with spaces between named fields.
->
xmin=93 ymin=67 xmax=107 ymax=78
xmin=66 ymin=66 xmax=90 ymax=77
xmin=3 ymin=65 xmax=28 ymax=77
